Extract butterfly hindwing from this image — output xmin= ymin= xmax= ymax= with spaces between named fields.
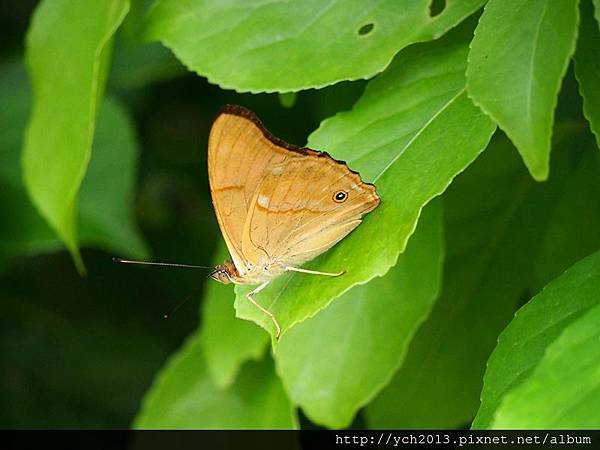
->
xmin=241 ymin=154 xmax=379 ymax=268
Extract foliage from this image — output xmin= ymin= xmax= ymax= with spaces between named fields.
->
xmin=2 ymin=0 xmax=600 ymax=429
xmin=475 ymin=250 xmax=600 ymax=429
xmin=367 ymin=126 xmax=600 ymax=428
xmin=493 ymin=303 xmax=600 ymax=428
xmin=144 ymin=0 xmax=486 ymax=92
xmin=274 ymin=200 xmax=444 ymax=428
xmin=0 ymin=63 xmax=147 ymax=263
xmin=233 ymin=31 xmax=495 ymax=340
xmin=574 ymin=0 xmax=600 ymax=148
xmin=22 ymin=0 xmax=130 ymax=272
xmin=467 ymin=0 xmax=579 ymax=181
xmin=135 ymin=330 xmax=296 ymax=429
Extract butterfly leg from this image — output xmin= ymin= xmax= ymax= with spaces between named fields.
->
xmin=285 ymin=266 xmax=345 ymax=277
xmin=246 ymin=282 xmax=281 ymax=339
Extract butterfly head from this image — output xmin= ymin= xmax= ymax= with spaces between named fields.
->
xmin=209 ymin=260 xmax=238 ymax=284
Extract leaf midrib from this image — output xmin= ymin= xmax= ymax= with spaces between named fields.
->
xmin=524 ymin=0 xmax=549 ymax=137
xmin=373 ymin=87 xmax=466 ymax=182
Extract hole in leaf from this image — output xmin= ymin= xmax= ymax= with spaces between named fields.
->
xmin=429 ymin=0 xmax=446 ymax=17
xmin=357 ymin=23 xmax=374 ymax=36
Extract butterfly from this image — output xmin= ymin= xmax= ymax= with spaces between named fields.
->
xmin=207 ymin=105 xmax=380 ymax=337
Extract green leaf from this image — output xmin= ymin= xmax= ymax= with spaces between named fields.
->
xmin=144 ymin=0 xmax=485 ymax=93
xmin=200 ymin=241 xmax=269 ymax=389
xmin=233 ymin=36 xmax=495 ymax=340
xmin=23 ymin=0 xmax=130 ymax=271
xmin=574 ymin=0 xmax=600 ymax=148
xmin=474 ymin=250 xmax=600 ymax=429
xmin=0 ymin=63 xmax=148 ymax=262
xmin=596 ymin=0 xmax=600 ymax=26
xmin=77 ymin=98 xmax=149 ymax=258
xmin=365 ymin=129 xmax=592 ymax=428
xmin=491 ymin=303 xmax=600 ymax=429
xmin=274 ymin=200 xmax=443 ymax=428
xmin=134 ymin=331 xmax=297 ymax=429
xmin=467 ymin=0 xmax=579 ymax=180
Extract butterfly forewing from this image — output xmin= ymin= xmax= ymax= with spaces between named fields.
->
xmin=208 ymin=107 xmax=287 ymax=273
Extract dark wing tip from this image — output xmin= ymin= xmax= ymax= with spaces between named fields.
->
xmin=218 ymin=104 xmax=258 ymax=120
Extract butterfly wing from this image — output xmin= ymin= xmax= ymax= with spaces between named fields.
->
xmin=208 ymin=106 xmax=290 ymax=273
xmin=240 ymin=152 xmax=380 ymax=269
xmin=208 ymin=105 xmax=380 ymax=274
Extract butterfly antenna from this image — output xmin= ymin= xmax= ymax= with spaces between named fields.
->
xmin=112 ymin=257 xmax=212 ymax=270
xmin=112 ymin=257 xmax=212 ymax=319
xmin=163 ymin=284 xmax=205 ymax=320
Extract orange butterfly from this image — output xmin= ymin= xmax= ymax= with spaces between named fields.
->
xmin=207 ymin=106 xmax=380 ymax=337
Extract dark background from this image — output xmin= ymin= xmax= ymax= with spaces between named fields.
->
xmin=0 ymin=0 xmax=364 ymax=427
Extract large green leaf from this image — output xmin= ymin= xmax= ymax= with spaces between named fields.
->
xmin=574 ymin=0 xmax=600 ymax=148
xmin=473 ymin=250 xmax=600 ymax=429
xmin=200 ymin=241 xmax=269 ymax=388
xmin=0 ymin=63 xmax=147 ymax=262
xmin=134 ymin=330 xmax=296 ymax=429
xmin=274 ymin=200 xmax=443 ymax=428
xmin=233 ymin=36 xmax=496 ymax=341
xmin=365 ymin=127 xmax=597 ymax=428
xmin=491 ymin=303 xmax=600 ymax=429
xmin=467 ymin=0 xmax=579 ymax=180
xmin=23 ymin=0 xmax=130 ymax=271
xmin=144 ymin=0 xmax=485 ymax=93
